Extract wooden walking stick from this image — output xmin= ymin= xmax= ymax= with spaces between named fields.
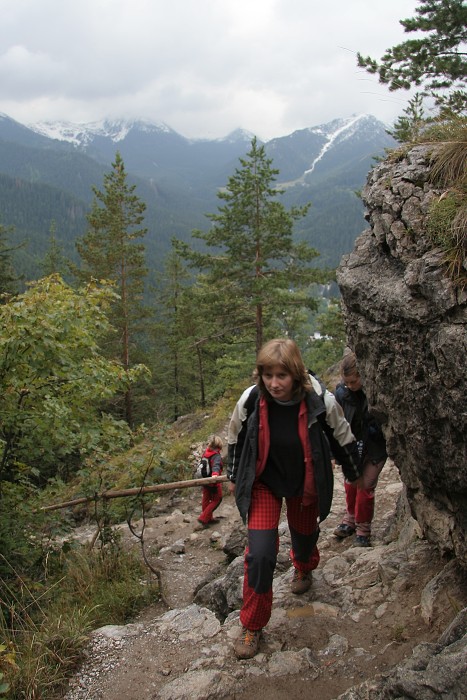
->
xmin=40 ymin=474 xmax=229 ymax=512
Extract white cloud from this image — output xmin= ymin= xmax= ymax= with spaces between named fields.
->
xmin=0 ymin=0 xmax=420 ymax=139
xmin=0 ymin=44 xmax=66 ymax=96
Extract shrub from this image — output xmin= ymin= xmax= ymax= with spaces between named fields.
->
xmin=1 ymin=542 xmax=159 ymax=698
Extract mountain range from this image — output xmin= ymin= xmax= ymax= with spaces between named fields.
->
xmin=0 ymin=112 xmax=396 ymax=282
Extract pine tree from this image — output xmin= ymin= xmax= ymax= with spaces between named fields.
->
xmin=154 ymin=246 xmax=226 ymax=417
xmin=302 ymin=299 xmax=347 ymax=377
xmin=75 ymin=152 xmax=149 ymax=426
xmin=176 ymin=137 xmax=329 ymax=355
xmin=0 ymin=223 xmax=22 ymax=299
xmin=357 ymin=0 xmax=467 ymax=113
xmin=387 ymin=93 xmax=426 ymax=143
xmin=154 ymin=248 xmax=193 ymax=420
xmin=40 ymin=220 xmax=68 ymax=277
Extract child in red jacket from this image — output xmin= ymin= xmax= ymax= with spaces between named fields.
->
xmin=197 ymin=435 xmax=223 ymax=527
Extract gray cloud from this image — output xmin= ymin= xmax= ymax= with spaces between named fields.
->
xmin=0 ymin=0 xmax=418 ymax=139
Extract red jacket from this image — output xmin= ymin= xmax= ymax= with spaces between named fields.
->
xmin=203 ymin=447 xmax=223 ymax=476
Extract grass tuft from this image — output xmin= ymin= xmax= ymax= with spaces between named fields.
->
xmin=391 ymin=114 xmax=467 ymax=289
xmin=424 ymin=119 xmax=467 ymax=289
xmin=1 ymin=545 xmax=159 ymax=698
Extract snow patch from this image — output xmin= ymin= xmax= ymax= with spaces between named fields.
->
xmin=304 ymin=114 xmax=367 ymax=176
xmin=28 ymin=118 xmax=173 ymax=147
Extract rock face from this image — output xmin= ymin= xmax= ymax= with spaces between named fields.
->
xmin=337 ymin=608 xmax=467 ymax=700
xmin=336 ymin=144 xmax=467 ymax=567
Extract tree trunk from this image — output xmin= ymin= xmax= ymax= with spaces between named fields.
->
xmin=196 ymin=343 xmax=206 ymax=407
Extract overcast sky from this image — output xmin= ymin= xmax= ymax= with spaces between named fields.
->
xmin=0 ymin=0 xmax=419 ymax=140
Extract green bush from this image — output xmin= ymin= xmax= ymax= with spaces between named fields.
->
xmin=1 ymin=542 xmax=159 ymax=699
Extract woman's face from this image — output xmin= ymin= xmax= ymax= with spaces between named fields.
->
xmin=344 ymin=371 xmax=362 ymax=391
xmin=262 ymin=364 xmax=294 ymax=402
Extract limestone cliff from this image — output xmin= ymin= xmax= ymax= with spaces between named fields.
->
xmin=337 ymin=144 xmax=467 ymax=567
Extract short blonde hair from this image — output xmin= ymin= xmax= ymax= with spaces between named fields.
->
xmin=207 ymin=434 xmax=223 ymax=450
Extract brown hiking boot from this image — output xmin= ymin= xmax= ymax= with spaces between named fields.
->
xmin=234 ymin=627 xmax=261 ymax=659
xmin=290 ymin=569 xmax=312 ymax=595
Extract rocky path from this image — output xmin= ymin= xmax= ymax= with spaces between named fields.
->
xmin=64 ymin=461 xmax=467 ymax=700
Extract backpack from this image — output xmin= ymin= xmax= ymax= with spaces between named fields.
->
xmin=195 ymin=455 xmax=212 ymax=478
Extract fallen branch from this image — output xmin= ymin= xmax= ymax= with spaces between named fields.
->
xmin=40 ymin=475 xmax=229 ymax=512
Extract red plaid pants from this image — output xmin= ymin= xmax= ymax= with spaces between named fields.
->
xmin=239 ymin=482 xmax=320 ymax=631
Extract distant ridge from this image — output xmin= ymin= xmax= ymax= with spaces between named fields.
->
xmin=0 ymin=111 xmax=396 ymax=281
xmin=29 ymin=118 xmax=175 ymax=147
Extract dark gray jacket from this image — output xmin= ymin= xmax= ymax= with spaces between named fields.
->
xmin=228 ymin=385 xmax=359 ymax=524
xmin=335 ymin=383 xmax=387 ymax=463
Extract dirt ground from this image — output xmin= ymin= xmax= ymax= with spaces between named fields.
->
xmin=65 ymin=462 xmax=455 ymax=700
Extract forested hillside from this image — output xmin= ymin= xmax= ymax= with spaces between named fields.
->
xmin=0 ymin=113 xmax=395 ymax=280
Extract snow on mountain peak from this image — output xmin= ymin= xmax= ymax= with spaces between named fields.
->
xmin=309 ymin=114 xmax=371 ymax=139
xmin=28 ymin=118 xmax=173 ymax=146
xmin=220 ymin=128 xmax=257 ymax=144
xmin=304 ymin=114 xmax=373 ymax=176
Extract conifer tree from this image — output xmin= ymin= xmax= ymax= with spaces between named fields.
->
xmin=155 ymin=246 xmax=225 ymax=417
xmin=0 ymin=223 xmax=22 ymax=299
xmin=75 ymin=152 xmax=149 ymax=426
xmin=357 ymin=0 xmax=467 ymax=113
xmin=387 ymin=93 xmax=427 ymax=143
xmin=154 ymin=248 xmax=193 ymax=420
xmin=40 ymin=220 xmax=68 ymax=277
xmin=302 ymin=300 xmax=346 ymax=377
xmin=176 ymin=137 xmax=329 ymax=355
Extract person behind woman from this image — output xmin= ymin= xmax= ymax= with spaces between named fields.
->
xmin=227 ymin=338 xmax=361 ymax=659
xmin=197 ymin=434 xmax=224 ymax=528
xmin=333 ymin=351 xmax=387 ymax=547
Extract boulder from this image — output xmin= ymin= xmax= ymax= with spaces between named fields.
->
xmin=337 ymin=145 xmax=467 ymax=567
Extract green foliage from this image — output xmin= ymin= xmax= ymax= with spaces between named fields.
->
xmin=0 ymin=642 xmax=15 ymax=695
xmin=302 ymin=300 xmax=347 ymax=377
xmin=382 ymin=95 xmax=466 ymax=288
xmin=73 ymin=452 xmax=170 ymax=525
xmin=0 ymin=674 xmax=9 ymax=695
xmin=0 ymin=170 xmax=88 ymax=284
xmin=0 ymin=222 xmax=22 ymax=298
xmin=0 ymin=274 xmax=141 ymax=483
xmin=39 ymin=220 xmax=70 ymax=277
xmin=297 ymin=186 xmax=367 ymax=268
xmin=0 ymin=482 xmax=45 ymax=590
xmin=75 ymin=152 xmax=150 ymax=426
xmin=59 ymin=545 xmax=158 ymax=621
xmin=151 ymin=246 xmax=210 ymax=419
xmin=357 ymin=0 xmax=467 ymax=114
xmin=176 ymin=137 xmax=331 ymax=359
xmin=428 ymin=190 xmax=462 ymax=243
xmin=0 ymin=644 xmax=18 ymax=695
xmin=387 ymin=93 xmax=427 ymax=143
xmin=0 ymin=427 xmax=178 ymax=698
xmin=76 ymin=152 xmax=147 ymax=289
xmin=2 ymin=541 xmax=158 ymax=699
xmin=0 ymin=155 xmax=191 ymax=286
